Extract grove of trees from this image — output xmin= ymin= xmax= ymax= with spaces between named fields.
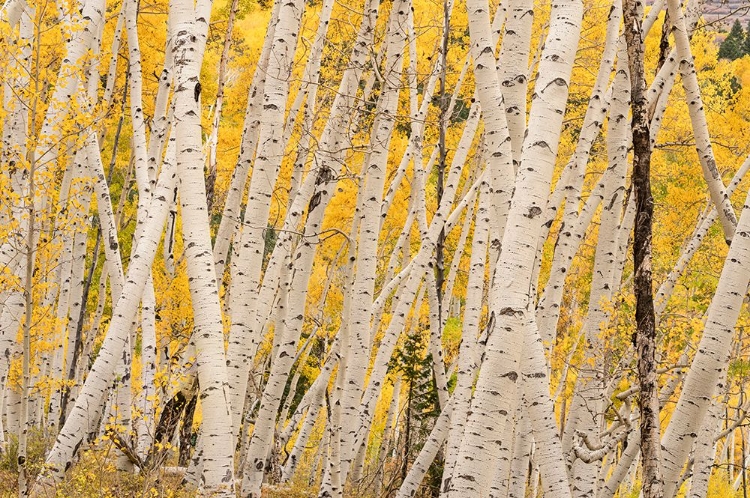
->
xmin=2 ymin=0 xmax=750 ymax=496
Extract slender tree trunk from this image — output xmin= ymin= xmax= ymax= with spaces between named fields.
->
xmin=39 ymin=136 xmax=177 ymax=487
xmin=536 ymin=0 xmax=621 ymax=345
xmin=665 ymin=0 xmax=736 ymax=243
xmin=205 ymin=0 xmax=240 ymax=212
xmin=563 ymin=40 xmax=630 ymax=496
xmin=171 ymin=0 xmax=235 ymax=493
xmin=659 ymin=127 xmax=750 ymax=498
xmin=224 ymin=0 xmax=306 ymax=441
xmin=446 ymin=0 xmax=582 ymax=494
xmin=280 ymin=340 xmax=340 ymax=482
xmin=212 ymin=0 xmax=281 ymax=280
xmin=18 ymin=93 xmax=36 ymax=498
xmin=623 ymin=1 xmax=663 ymax=495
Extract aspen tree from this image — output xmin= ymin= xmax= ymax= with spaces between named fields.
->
xmin=280 ymin=339 xmax=340 ymax=482
xmin=48 ymin=153 xmax=94 ymax=428
xmin=563 ymin=44 xmax=630 ymax=497
xmin=396 ymin=398 xmax=454 ymax=498
xmin=505 ymin=410 xmax=532 ymax=498
xmin=227 ymin=0 xmax=337 ymax=435
xmin=339 ymin=0 xmax=410 ymax=478
xmin=446 ymin=0 xmax=583 ymax=494
xmin=442 ymin=181 xmax=490 ymax=492
xmin=496 ymin=0 xmax=533 ymax=167
xmin=170 ymin=0 xmax=236 ymax=492
xmin=660 ymin=194 xmax=750 ymax=495
xmin=205 ymin=0 xmax=240 ymax=210
xmin=440 ymin=196 xmax=475 ymax=318
xmin=0 ymin=0 xmax=32 ymax=455
xmin=31 ymin=0 xmax=104 ymax=188
xmin=39 ymin=135 xmax=178 ymax=485
xmin=687 ymin=384 xmax=726 ymax=497
xmin=18 ymin=8 xmax=36 ymax=489
xmin=666 ymin=0 xmax=737 ymax=243
xmin=425 ymin=268 xmax=449 ymax=409
xmin=345 ymin=164 xmax=485 ymax=486
xmin=4 ymin=0 xmax=750 ymax=492
xmin=223 ymin=0 xmax=307 ymax=440
xmin=536 ymin=0 xmax=621 ymax=344
xmin=212 ymin=0 xmax=280 ymax=280
xmin=655 ymin=154 xmax=750 ymax=318
xmin=463 ymin=0 xmax=513 ymax=260
xmin=122 ymin=0 xmax=159 ymax=458
xmin=131 ymin=2 xmax=175 ymax=460
xmin=229 ymin=0 xmax=388 ymax=485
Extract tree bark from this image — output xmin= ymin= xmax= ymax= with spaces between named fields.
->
xmin=171 ymin=0 xmax=236 ymax=492
xmin=623 ymin=1 xmax=663 ymax=496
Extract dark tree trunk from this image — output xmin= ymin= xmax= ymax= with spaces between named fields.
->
xmin=623 ymin=1 xmax=663 ymax=496
xmin=179 ymin=392 xmax=198 ymax=467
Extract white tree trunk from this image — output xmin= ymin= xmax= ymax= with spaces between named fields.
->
xmin=564 ymin=42 xmax=630 ymax=496
xmin=338 ymin=0 xmax=409 ymax=480
xmin=224 ymin=0 xmax=306 ymax=441
xmin=661 ymin=172 xmax=750 ymax=496
xmin=39 ymin=136 xmax=177 ymax=486
xmin=666 ymin=0 xmax=736 ymax=242
xmin=170 ymin=0 xmax=236 ymax=492
xmin=446 ymin=0 xmax=582 ymax=494
xmin=212 ymin=0 xmax=281 ymax=279
xmin=442 ymin=181 xmax=490 ymax=493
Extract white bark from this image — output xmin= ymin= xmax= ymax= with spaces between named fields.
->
xmin=49 ymin=154 xmax=94 ymax=427
xmin=339 ymin=0 xmax=409 ymax=480
xmin=39 ymin=136 xmax=177 ymax=485
xmin=536 ymin=0 xmax=621 ymax=343
xmin=655 ymin=154 xmax=750 ymax=319
xmin=212 ymin=0 xmax=281 ymax=279
xmin=446 ymin=0 xmax=582 ymax=494
xmin=33 ymin=0 xmax=104 ymax=175
xmin=496 ymin=0 xmax=532 ymax=167
xmin=344 ymin=161 xmax=485 ymax=486
xmin=564 ymin=44 xmax=630 ymax=497
xmin=661 ymin=172 xmax=750 ymax=496
xmin=374 ymin=376 xmax=401 ymax=496
xmin=171 ymin=0 xmax=236 ymax=492
xmin=224 ymin=0 xmax=307 ymax=441
xmin=666 ymin=0 xmax=736 ymax=241
xmin=442 ymin=180 xmax=490 ymax=493
xmin=280 ymin=339 xmax=340 ymax=481
xmin=0 ymin=1 xmax=33 ymax=443
xmin=505 ymin=411 xmax=531 ymax=498
xmin=688 ymin=385 xmax=725 ymax=498
xmin=425 ymin=270 xmax=449 ymax=409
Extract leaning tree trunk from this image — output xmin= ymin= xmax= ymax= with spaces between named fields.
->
xmin=211 ymin=0 xmax=280 ymax=280
xmin=224 ymin=0 xmax=306 ymax=441
xmin=170 ymin=0 xmax=235 ymax=493
xmin=563 ymin=40 xmax=630 ymax=496
xmin=666 ymin=0 xmax=737 ymax=243
xmin=445 ymin=0 xmax=583 ymax=494
xmin=38 ymin=137 xmax=177 ymax=488
xmin=338 ymin=0 xmax=410 ymax=482
xmin=660 ymin=146 xmax=750 ymax=497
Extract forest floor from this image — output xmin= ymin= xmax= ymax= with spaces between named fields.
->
xmin=0 ymin=432 xmax=326 ymax=497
